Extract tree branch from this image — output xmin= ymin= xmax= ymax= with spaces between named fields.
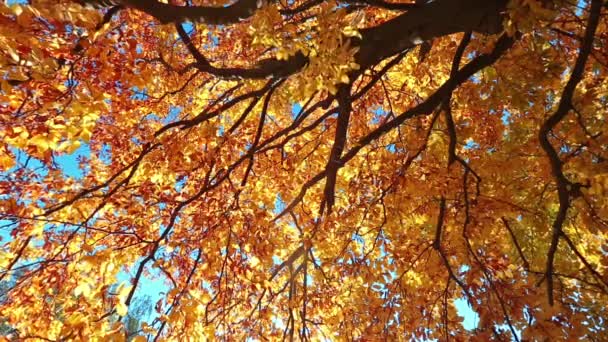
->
xmin=87 ymin=0 xmax=263 ymax=25
xmin=163 ymin=0 xmax=507 ymax=80
xmin=321 ymin=85 xmax=352 ymax=214
xmin=540 ymin=0 xmax=602 ymax=306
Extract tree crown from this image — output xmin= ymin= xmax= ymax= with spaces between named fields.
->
xmin=0 ymin=0 xmax=607 ymax=340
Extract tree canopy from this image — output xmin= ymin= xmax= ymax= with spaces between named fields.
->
xmin=1 ymin=0 xmax=607 ymax=340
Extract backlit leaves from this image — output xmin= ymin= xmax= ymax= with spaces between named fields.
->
xmin=0 ymin=0 xmax=607 ymax=341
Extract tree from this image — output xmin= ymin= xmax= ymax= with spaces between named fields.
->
xmin=0 ymin=270 xmax=22 ymax=338
xmin=124 ymin=295 xmax=154 ymax=340
xmin=0 ymin=0 xmax=607 ymax=340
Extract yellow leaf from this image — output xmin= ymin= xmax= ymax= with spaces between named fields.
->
xmin=204 ymin=324 xmax=215 ymax=338
xmin=80 ymin=127 xmax=93 ymax=142
xmin=342 ymin=26 xmax=362 ymax=39
xmin=116 ymin=301 xmax=128 ymax=316
xmin=29 ymin=134 xmax=53 ymax=152
xmin=249 ymin=256 xmax=261 ymax=268
xmin=74 ymin=283 xmax=92 ymax=298
xmin=66 ymin=140 xmax=82 ymax=154
xmin=117 ymin=283 xmax=132 ymax=302
xmin=0 ymin=153 xmax=15 ymax=171
xmin=1 ymin=80 xmax=11 ymax=94
xmin=11 ymin=4 xmax=23 ymax=16
xmin=31 ymin=221 xmax=45 ymax=237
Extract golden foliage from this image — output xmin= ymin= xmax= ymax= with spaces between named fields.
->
xmin=1 ymin=0 xmax=607 ymax=340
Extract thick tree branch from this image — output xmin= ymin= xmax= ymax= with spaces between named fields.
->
xmin=541 ymin=0 xmax=602 ymax=306
xmin=175 ymin=21 xmax=309 ymax=79
xmin=166 ymin=0 xmax=507 ymax=80
xmin=356 ymin=0 xmax=506 ymax=68
xmin=443 ymin=31 xmax=472 ymax=166
xmin=321 ymin=85 xmax=352 ymax=214
xmin=86 ymin=0 xmax=264 ymax=25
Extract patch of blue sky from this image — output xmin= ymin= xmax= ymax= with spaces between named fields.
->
xmin=470 ymin=73 xmax=482 ymax=84
xmin=291 ymin=102 xmax=303 ymax=119
xmin=463 ymin=139 xmax=480 ymax=150
xmin=54 ymin=143 xmax=90 ymax=179
xmin=0 ymin=217 xmax=17 ymax=243
xmin=130 ymin=135 xmax=148 ymax=146
xmin=165 ymin=106 xmax=183 ymax=124
xmin=216 ymin=123 xmax=225 ymax=137
xmin=0 ymin=148 xmax=48 ymax=244
xmin=450 ymin=264 xmax=481 ymax=330
xmin=182 ymin=22 xmax=194 ymax=34
xmin=273 ymin=194 xmax=286 ymax=215
xmin=174 ymin=176 xmax=187 ymax=193
xmin=131 ymin=86 xmax=149 ymax=101
xmin=575 ymin=0 xmax=585 ymax=16
xmin=454 ymin=298 xmax=480 ymax=330
xmin=8 ymin=147 xmax=46 ymax=176
xmin=371 ymin=106 xmax=387 ymax=125
xmin=210 ymin=34 xmax=219 ymax=47
xmin=98 ymin=143 xmax=112 ymax=165
xmin=501 ymin=109 xmax=511 ymax=126
xmin=386 ymin=143 xmax=397 ymax=153
xmin=65 ymin=78 xmax=79 ymax=88
xmin=271 ymin=255 xmax=283 ymax=266
xmin=143 ymin=112 xmax=161 ymax=122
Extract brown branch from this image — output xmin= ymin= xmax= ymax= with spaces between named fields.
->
xmin=147 ymin=0 xmax=506 ymax=81
xmin=501 ymin=217 xmax=530 ymax=270
xmin=154 ymin=82 xmax=266 ymax=137
xmin=344 ymin=0 xmax=419 ymax=11
xmin=0 ymin=236 xmax=32 ymax=283
xmin=441 ymin=30 xmax=519 ymax=340
xmin=95 ymin=5 xmax=123 ymax=30
xmin=321 ymin=85 xmax=352 ymax=214
xmin=175 ymin=23 xmax=211 ymax=67
xmin=433 ymin=197 xmax=470 ymax=296
xmin=241 ymin=80 xmax=283 ymax=186
xmin=174 ymin=22 xmax=309 ymax=79
xmin=540 ymin=0 xmax=602 ymax=306
xmin=561 ymin=233 xmax=608 ymax=291
xmin=443 ymin=31 xmax=471 ymax=165
xmin=356 ymin=0 xmax=506 ymax=68
xmin=340 ymin=34 xmax=514 ymax=166
xmin=91 ymin=0 xmax=263 ymax=25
